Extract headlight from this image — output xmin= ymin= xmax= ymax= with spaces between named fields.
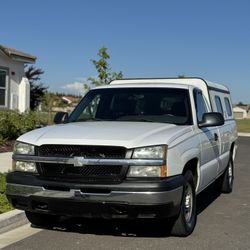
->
xmin=13 ymin=161 xmax=37 ymax=173
xmin=128 ymin=145 xmax=167 ymax=177
xmin=132 ymin=145 xmax=166 ymax=159
xmin=127 ymin=166 xmax=166 ymax=177
xmin=14 ymin=142 xmax=35 ymax=155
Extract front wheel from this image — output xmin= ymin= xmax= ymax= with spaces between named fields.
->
xmin=25 ymin=211 xmax=59 ymax=227
xmin=171 ymin=170 xmax=197 ymax=237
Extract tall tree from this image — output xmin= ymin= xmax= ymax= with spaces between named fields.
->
xmin=84 ymin=47 xmax=123 ymax=91
xmin=25 ymin=65 xmax=47 ymax=110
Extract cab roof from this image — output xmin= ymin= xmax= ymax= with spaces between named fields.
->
xmin=110 ymin=77 xmax=229 ymax=93
xmin=95 ymin=77 xmax=230 ymax=110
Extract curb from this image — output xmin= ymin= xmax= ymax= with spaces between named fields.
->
xmin=238 ymin=132 xmax=250 ymax=137
xmin=0 ymin=210 xmax=28 ymax=234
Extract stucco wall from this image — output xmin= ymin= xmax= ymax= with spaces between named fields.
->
xmin=233 ymin=107 xmax=247 ymax=119
xmin=0 ymin=51 xmax=29 ymax=111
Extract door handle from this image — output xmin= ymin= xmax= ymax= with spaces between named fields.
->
xmin=214 ymin=133 xmax=219 ymax=141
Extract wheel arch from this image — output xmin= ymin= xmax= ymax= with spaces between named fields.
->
xmin=230 ymin=140 xmax=237 ymax=161
xmin=182 ymin=158 xmax=200 ymax=192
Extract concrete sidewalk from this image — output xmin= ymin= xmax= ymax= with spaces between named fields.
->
xmin=238 ymin=132 xmax=250 ymax=137
xmin=0 ymin=152 xmax=12 ymax=173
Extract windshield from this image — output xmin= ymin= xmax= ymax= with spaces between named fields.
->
xmin=68 ymin=87 xmax=192 ymax=125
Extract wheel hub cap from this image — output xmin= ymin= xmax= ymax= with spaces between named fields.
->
xmin=228 ymin=162 xmax=233 ymax=185
xmin=184 ymin=183 xmax=193 ymax=223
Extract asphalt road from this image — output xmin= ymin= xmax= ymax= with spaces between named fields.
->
xmin=3 ymin=137 xmax=250 ymax=250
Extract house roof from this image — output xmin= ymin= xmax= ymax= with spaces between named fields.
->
xmin=61 ymin=96 xmax=73 ymax=104
xmin=62 ymin=96 xmax=80 ymax=104
xmin=233 ymin=107 xmax=247 ymax=112
xmin=236 ymin=105 xmax=249 ymax=111
xmin=0 ymin=45 xmax=36 ymax=63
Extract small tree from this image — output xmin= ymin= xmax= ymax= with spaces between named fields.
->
xmin=177 ymin=74 xmax=186 ymax=78
xmin=25 ymin=65 xmax=47 ymax=110
xmin=42 ymin=92 xmax=57 ymax=124
xmin=237 ymin=101 xmax=245 ymax=106
xmin=84 ymin=47 xmax=123 ymax=91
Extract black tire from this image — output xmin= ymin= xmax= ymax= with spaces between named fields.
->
xmin=25 ymin=211 xmax=59 ymax=227
xmin=221 ymin=155 xmax=234 ymax=193
xmin=171 ymin=170 xmax=197 ymax=237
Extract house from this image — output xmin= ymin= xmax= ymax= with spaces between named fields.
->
xmin=233 ymin=105 xmax=250 ymax=119
xmin=61 ymin=96 xmax=73 ymax=105
xmin=52 ymin=95 xmax=81 ymax=113
xmin=0 ymin=45 xmax=36 ymax=112
xmin=61 ymin=95 xmax=80 ymax=105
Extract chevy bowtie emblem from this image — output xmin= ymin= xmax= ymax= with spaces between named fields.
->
xmin=72 ymin=157 xmax=102 ymax=166
xmin=73 ymin=157 xmax=86 ymax=167
xmin=73 ymin=190 xmax=87 ymax=198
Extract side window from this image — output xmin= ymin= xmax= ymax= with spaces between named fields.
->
xmin=194 ymin=90 xmax=208 ymax=123
xmin=78 ymin=94 xmax=101 ymax=120
xmin=214 ymin=96 xmax=223 ymax=114
xmin=224 ymin=97 xmax=232 ymax=116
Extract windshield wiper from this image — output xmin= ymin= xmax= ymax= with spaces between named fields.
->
xmin=128 ymin=118 xmax=156 ymax=123
xmin=84 ymin=118 xmax=104 ymax=121
xmin=70 ymin=118 xmax=105 ymax=122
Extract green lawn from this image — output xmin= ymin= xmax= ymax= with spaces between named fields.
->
xmin=236 ymin=119 xmax=250 ymax=133
xmin=0 ymin=173 xmax=12 ymax=214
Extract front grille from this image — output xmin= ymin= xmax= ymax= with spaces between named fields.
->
xmin=37 ymin=145 xmax=126 ymax=159
xmin=36 ymin=145 xmax=127 ymax=183
xmin=38 ymin=163 xmax=125 ymax=183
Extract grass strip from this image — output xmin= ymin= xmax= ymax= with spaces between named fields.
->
xmin=0 ymin=173 xmax=12 ymax=214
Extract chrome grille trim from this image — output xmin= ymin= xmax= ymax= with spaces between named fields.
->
xmin=13 ymin=155 xmax=165 ymax=166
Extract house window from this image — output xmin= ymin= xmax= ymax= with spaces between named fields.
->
xmin=0 ymin=69 xmax=7 ymax=107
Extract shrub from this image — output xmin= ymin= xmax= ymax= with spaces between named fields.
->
xmin=0 ymin=110 xmax=52 ymax=144
xmin=0 ymin=135 xmax=7 ymax=146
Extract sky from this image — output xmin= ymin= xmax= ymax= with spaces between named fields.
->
xmin=0 ymin=0 xmax=249 ymax=103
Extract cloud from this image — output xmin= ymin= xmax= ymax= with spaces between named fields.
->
xmin=63 ymin=81 xmax=84 ymax=93
xmin=61 ymin=76 xmax=97 ymax=95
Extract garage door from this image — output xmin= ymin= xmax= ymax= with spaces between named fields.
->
xmin=234 ymin=112 xmax=244 ymax=119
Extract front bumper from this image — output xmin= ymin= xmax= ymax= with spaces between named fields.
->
xmin=6 ymin=173 xmax=184 ymax=219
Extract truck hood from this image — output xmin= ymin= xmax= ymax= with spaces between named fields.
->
xmin=18 ymin=121 xmax=192 ymax=149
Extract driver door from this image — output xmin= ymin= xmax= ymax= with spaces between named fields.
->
xmin=194 ymin=89 xmax=220 ymax=189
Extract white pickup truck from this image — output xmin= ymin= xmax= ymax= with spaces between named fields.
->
xmin=6 ymin=77 xmax=237 ymax=236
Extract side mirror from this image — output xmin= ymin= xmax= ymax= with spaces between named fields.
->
xmin=54 ymin=112 xmax=69 ymax=124
xmin=199 ymin=112 xmax=224 ymax=128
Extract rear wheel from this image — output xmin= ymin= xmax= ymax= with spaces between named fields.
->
xmin=25 ymin=211 xmax=59 ymax=227
xmin=221 ymin=155 xmax=234 ymax=193
xmin=171 ymin=170 xmax=197 ymax=237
